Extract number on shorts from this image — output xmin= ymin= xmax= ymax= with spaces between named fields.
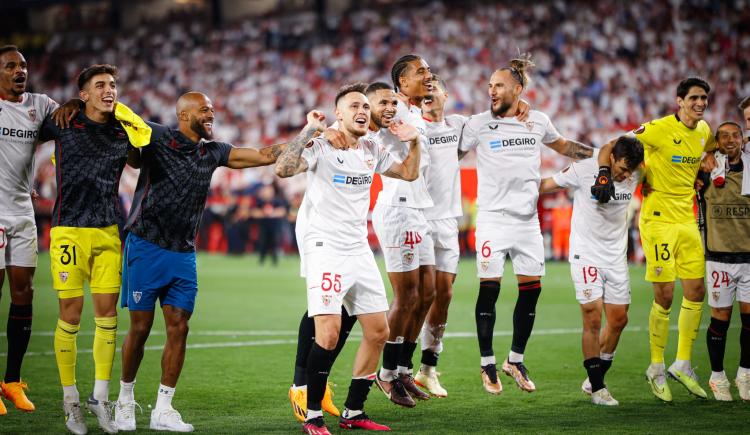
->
xmin=653 ymin=243 xmax=670 ymax=261
xmin=60 ymin=244 xmax=77 ymax=266
xmin=582 ymin=266 xmax=598 ymax=284
xmin=0 ymin=228 xmax=6 ymax=249
xmin=321 ymin=272 xmax=342 ymax=293
xmin=481 ymin=241 xmax=491 ymax=258
xmin=711 ymin=270 xmax=731 ymax=289
xmin=404 ymin=231 xmax=422 ymax=249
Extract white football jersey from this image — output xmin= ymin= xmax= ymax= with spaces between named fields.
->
xmin=553 ymin=152 xmax=638 ymax=267
xmin=0 ymin=93 xmax=57 ymax=215
xmin=376 ymin=99 xmax=432 ymax=209
xmin=459 ymin=110 xmax=561 ymax=216
xmin=301 ymin=136 xmax=395 ymax=254
xmin=423 ymin=114 xmax=466 ymax=220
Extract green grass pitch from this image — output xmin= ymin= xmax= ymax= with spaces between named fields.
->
xmin=0 ymin=253 xmax=747 ymax=433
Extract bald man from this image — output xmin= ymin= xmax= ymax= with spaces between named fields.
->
xmin=114 ymin=92 xmax=310 ymax=432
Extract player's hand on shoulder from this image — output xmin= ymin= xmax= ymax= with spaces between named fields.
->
xmin=641 ymin=178 xmax=653 ymax=197
xmin=590 ymin=166 xmax=615 ymax=203
xmin=52 ymin=98 xmax=82 ymax=128
xmin=389 ymin=120 xmax=419 ymax=142
xmin=306 ymin=110 xmax=327 ymax=133
xmin=323 ymin=128 xmax=349 ymax=149
xmin=700 ymin=152 xmax=718 ymax=172
xmin=516 ymin=98 xmax=531 ymax=122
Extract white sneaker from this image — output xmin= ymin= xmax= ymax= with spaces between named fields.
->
xmin=64 ymin=401 xmax=88 ymax=435
xmin=736 ymin=372 xmax=750 ymax=401
xmin=86 ymin=395 xmax=118 ymax=434
xmin=114 ymin=400 xmax=141 ymax=431
xmin=591 ymin=388 xmax=619 ymax=406
xmin=581 ymin=377 xmax=592 ymax=395
xmin=150 ymin=407 xmax=194 ymax=432
xmin=415 ymin=367 xmax=448 ymax=397
xmin=709 ymin=374 xmax=733 ymax=401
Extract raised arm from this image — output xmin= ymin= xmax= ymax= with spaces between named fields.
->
xmin=382 ymin=121 xmax=420 ymax=181
xmin=275 ymin=110 xmax=327 ymax=177
xmin=545 ymin=136 xmax=594 ymax=160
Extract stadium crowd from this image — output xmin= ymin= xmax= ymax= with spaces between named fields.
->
xmin=22 ymin=0 xmax=750 ymax=255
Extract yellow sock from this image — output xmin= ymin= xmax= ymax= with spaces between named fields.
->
xmin=676 ymin=298 xmax=703 ymax=361
xmin=54 ymin=319 xmax=79 ymax=386
xmin=93 ymin=316 xmax=118 ymax=381
xmin=649 ymin=301 xmax=671 ymax=364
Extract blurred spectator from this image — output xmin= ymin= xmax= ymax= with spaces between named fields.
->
xmin=251 ymin=182 xmax=288 ymax=265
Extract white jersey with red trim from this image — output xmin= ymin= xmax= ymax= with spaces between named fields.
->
xmin=423 ymin=114 xmax=466 ymax=220
xmin=459 ymin=110 xmax=561 ymax=217
xmin=0 ymin=93 xmax=58 ymax=215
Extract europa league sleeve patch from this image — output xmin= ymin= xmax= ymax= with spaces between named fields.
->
xmin=633 ymin=125 xmax=646 ymax=135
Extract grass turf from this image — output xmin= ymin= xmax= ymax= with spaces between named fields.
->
xmin=0 ymin=253 xmax=746 ymax=433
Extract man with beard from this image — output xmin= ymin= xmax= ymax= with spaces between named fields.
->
xmin=277 ymin=84 xmax=421 ymax=434
xmin=459 ymin=55 xmax=593 ymax=394
xmin=114 ymin=92 xmax=305 ymax=432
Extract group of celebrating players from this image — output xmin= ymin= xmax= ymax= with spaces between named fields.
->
xmin=0 ymin=43 xmax=748 ymax=435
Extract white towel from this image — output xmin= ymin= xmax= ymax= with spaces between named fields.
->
xmin=741 ymin=150 xmax=750 ymax=196
xmin=711 ymin=151 xmax=727 ymax=187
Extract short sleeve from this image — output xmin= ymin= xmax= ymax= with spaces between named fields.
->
xmin=374 ymin=143 xmax=397 ymax=174
xmin=445 ymin=114 xmax=468 ymax=131
xmin=552 ymin=162 xmax=582 ymax=189
xmin=215 ymin=142 xmax=233 ymax=167
xmin=43 ymin=95 xmax=59 ymax=118
xmin=541 ymin=113 xmax=562 ymax=144
xmin=301 ymin=138 xmax=325 ymax=171
xmin=633 ymin=121 xmax=658 ymax=149
xmin=458 ymin=117 xmax=479 ymax=152
xmin=38 ymin=114 xmax=60 ymax=142
xmin=703 ymin=124 xmax=716 ymax=152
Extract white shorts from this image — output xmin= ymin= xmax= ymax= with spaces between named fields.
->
xmin=0 ymin=214 xmax=38 ymax=269
xmin=706 ymin=261 xmax=750 ymax=308
xmin=427 ymin=218 xmax=459 ymax=274
xmin=475 ymin=211 xmax=544 ymax=278
xmin=305 ymin=246 xmax=389 ymax=317
xmin=570 ymin=262 xmax=631 ymax=305
xmin=372 ymin=204 xmax=435 ymax=272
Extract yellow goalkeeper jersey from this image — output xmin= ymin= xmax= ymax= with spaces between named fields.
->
xmin=635 ymin=114 xmax=714 ymax=223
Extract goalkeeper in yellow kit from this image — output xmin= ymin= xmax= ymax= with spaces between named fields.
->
xmin=592 ymin=77 xmax=716 ymax=401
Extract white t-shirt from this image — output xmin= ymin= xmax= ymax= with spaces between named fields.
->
xmin=301 ymin=136 xmax=395 ymax=255
xmin=0 ymin=93 xmax=58 ymax=215
xmin=376 ymin=99 xmax=432 ymax=209
xmin=423 ymin=114 xmax=466 ymax=220
xmin=459 ymin=110 xmax=561 ymax=217
xmin=553 ymin=152 xmax=638 ymax=267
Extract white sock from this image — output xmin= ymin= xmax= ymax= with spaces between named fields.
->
xmin=93 ymin=379 xmax=109 ymax=402
xmin=738 ymin=366 xmax=750 ymax=376
xmin=508 ymin=351 xmax=524 ymax=363
xmin=480 ymin=355 xmax=496 ymax=366
xmin=63 ymin=384 xmax=80 ymax=403
xmin=600 ymin=352 xmax=615 ymax=361
xmin=291 ymin=384 xmax=307 ymax=392
xmin=420 ymin=364 xmax=436 ymax=374
xmin=650 ymin=362 xmax=666 ymax=372
xmin=711 ymin=370 xmax=727 ymax=380
xmin=343 ymin=408 xmax=363 ymax=419
xmin=306 ymin=409 xmax=323 ymax=421
xmin=673 ymin=359 xmax=691 ymax=371
xmin=397 ymin=365 xmax=411 ymax=375
xmin=155 ymin=384 xmax=175 ymax=411
xmin=118 ymin=380 xmax=135 ymax=403
xmin=379 ymin=367 xmax=397 ymax=381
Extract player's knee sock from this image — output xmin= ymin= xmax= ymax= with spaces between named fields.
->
xmin=476 ymin=281 xmax=500 ymax=357
xmin=740 ymin=313 xmax=750 ymax=369
xmin=676 ymin=298 xmax=703 ymax=362
xmin=398 ymin=341 xmax=418 ymax=373
xmin=648 ymin=302 xmax=670 ymax=364
xmin=294 ymin=312 xmax=315 ymax=387
xmin=4 ymin=304 xmax=32 ymax=383
xmin=54 ymin=319 xmax=79 ymax=388
xmin=334 ymin=310 xmax=357 ymax=360
xmin=344 ymin=373 xmax=375 ymax=415
xmin=599 ymin=352 xmax=614 ymax=377
xmin=380 ymin=339 xmax=401 ymax=379
xmin=511 ymin=281 xmax=541 ymax=354
xmin=306 ymin=343 xmax=335 ymax=414
xmin=93 ymin=316 xmax=117 ymax=400
xmin=706 ymin=317 xmax=730 ymax=373
xmin=584 ymin=357 xmax=605 ymax=393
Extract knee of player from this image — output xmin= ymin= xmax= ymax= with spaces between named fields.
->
xmin=583 ymin=318 xmax=602 ymax=333
xmin=10 ymin=282 xmax=34 ymax=303
xmin=609 ymin=312 xmax=629 ymax=330
xmin=166 ymin=320 xmax=190 ymax=338
xmin=317 ymin=331 xmax=340 ymax=350
xmin=365 ymin=323 xmax=389 ymax=346
xmin=710 ymin=307 xmax=732 ymax=322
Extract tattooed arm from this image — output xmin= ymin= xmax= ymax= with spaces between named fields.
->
xmin=545 ymin=137 xmax=594 ymax=160
xmin=227 ymin=142 xmax=286 ymax=168
xmin=274 ymin=110 xmax=327 ymax=177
